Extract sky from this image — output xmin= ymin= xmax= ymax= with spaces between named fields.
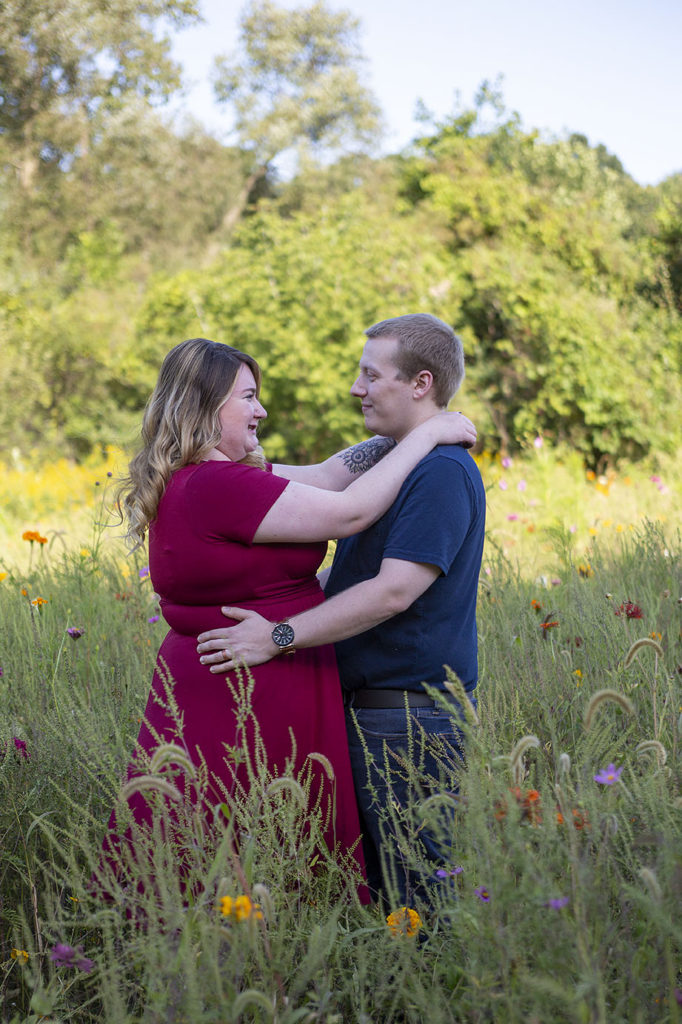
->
xmin=168 ymin=0 xmax=682 ymax=186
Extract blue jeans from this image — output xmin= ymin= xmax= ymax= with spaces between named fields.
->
xmin=345 ymin=702 xmax=465 ymax=908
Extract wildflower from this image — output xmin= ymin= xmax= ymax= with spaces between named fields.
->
xmin=31 ymin=597 xmax=48 ymax=607
xmin=533 ymin=436 xmax=543 ymax=449
xmin=80 ymin=549 xmax=91 ymax=558
xmin=436 ymin=866 xmax=463 ymax=878
xmin=615 ymin=601 xmax=643 ymax=619
xmin=36 ymin=535 xmax=48 ymax=545
xmin=650 ymin=631 xmax=662 ymax=641
xmin=540 ymin=618 xmax=559 ymax=632
xmin=531 ymin=598 xmax=542 ymax=611
xmin=650 ymin=475 xmax=661 ymax=484
xmin=499 ymin=479 xmax=508 ymax=490
xmin=386 ymin=907 xmax=422 ymax=938
xmin=139 ymin=566 xmax=150 ymax=579
xmin=551 ymin=578 xmax=561 ymax=586
xmin=545 ymin=897 xmax=569 ymax=910
xmin=555 ymin=807 xmax=589 ymax=830
xmin=507 ymin=514 xmax=518 ymax=521
xmin=0 ymin=667 xmax=3 ymax=677
xmin=577 ymin=563 xmax=593 ymax=578
xmin=50 ymin=943 xmax=94 ymax=973
xmin=20 ymin=587 xmax=28 ymax=596
xmin=474 ymin=886 xmax=490 ymax=902
xmin=594 ymin=763 xmax=623 ymax=786
xmin=22 ymin=530 xmax=39 ymax=542
xmin=107 ymin=471 xmax=113 ymax=477
xmin=11 ymin=949 xmax=29 ymax=964
xmin=586 ymin=469 xmax=596 ymax=481
xmin=501 ymin=456 xmax=512 ymax=468
xmin=574 ymin=669 xmax=582 ymax=678
xmin=13 ymin=737 xmax=29 ymax=759
xmin=517 ymin=479 xmax=527 ymax=491
xmin=0 ymin=572 xmax=7 ymax=582
xmin=147 ymin=615 xmax=160 ymax=624
xmin=67 ymin=627 xmax=85 ymax=639
xmin=220 ymin=895 xmax=263 ymax=922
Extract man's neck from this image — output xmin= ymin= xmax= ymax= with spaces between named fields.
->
xmin=393 ymin=405 xmax=445 ymax=444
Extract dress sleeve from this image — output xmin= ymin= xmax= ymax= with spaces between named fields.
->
xmin=185 ymin=461 xmax=289 ymax=545
xmin=382 ymin=456 xmax=477 ymax=575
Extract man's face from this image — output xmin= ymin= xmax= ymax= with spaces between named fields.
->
xmin=350 ymin=336 xmax=415 ymax=441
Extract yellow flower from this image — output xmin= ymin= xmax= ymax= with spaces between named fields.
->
xmin=220 ymin=894 xmax=263 ymax=922
xmin=615 ymin=524 xmax=624 ymax=533
xmin=650 ymin=631 xmax=662 ymax=642
xmin=11 ymin=949 xmax=29 ymax=964
xmin=574 ymin=669 xmax=582 ymax=678
xmin=577 ymin=563 xmax=593 ymax=578
xmin=386 ymin=907 xmax=423 ymax=938
xmin=588 ymin=527 xmax=598 ymax=536
xmin=31 ymin=596 xmax=48 ymax=607
xmin=0 ymin=572 xmax=7 ymax=582
xmin=80 ymin=549 xmax=91 ymax=558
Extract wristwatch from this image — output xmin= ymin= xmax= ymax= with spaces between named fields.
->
xmin=271 ymin=620 xmax=296 ymax=655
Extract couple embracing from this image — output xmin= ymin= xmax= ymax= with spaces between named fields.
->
xmin=113 ymin=313 xmax=485 ymax=908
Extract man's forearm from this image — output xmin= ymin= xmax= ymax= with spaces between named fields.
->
xmin=274 ymin=436 xmax=396 ymax=491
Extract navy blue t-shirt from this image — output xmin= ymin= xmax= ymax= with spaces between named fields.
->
xmin=325 ymin=444 xmax=486 ymax=695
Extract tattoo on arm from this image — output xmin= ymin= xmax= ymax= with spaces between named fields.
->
xmin=338 ymin=436 xmax=397 ymax=475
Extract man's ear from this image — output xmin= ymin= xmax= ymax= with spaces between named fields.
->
xmin=413 ymin=370 xmax=435 ymax=399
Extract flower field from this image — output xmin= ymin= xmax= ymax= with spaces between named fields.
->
xmin=0 ymin=445 xmax=680 ymax=1022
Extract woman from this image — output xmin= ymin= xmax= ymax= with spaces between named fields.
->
xmin=107 ymin=337 xmax=475 ymax=894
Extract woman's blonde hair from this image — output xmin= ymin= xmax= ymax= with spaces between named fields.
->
xmin=119 ymin=338 xmax=264 ymax=549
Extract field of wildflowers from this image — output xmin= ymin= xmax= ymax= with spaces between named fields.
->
xmin=0 ymin=446 xmax=680 ymax=1022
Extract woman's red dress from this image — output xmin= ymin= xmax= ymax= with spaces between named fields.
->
xmin=112 ymin=461 xmax=366 ymax=888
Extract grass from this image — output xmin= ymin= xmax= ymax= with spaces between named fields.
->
xmin=0 ymin=447 xmax=680 ymax=1022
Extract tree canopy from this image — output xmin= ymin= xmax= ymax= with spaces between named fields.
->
xmin=1 ymin=2 xmax=680 ymax=467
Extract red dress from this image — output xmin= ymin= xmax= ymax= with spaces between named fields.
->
xmin=118 ymin=461 xmax=366 ymax=887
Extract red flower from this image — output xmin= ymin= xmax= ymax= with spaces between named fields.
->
xmin=615 ymin=601 xmax=643 ymax=619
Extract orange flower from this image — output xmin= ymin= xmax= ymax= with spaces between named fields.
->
xmin=22 ymin=530 xmax=40 ymax=542
xmin=386 ymin=907 xmax=423 ymax=938
xmin=31 ymin=596 xmax=48 ymax=607
xmin=36 ymin=535 xmax=48 ymax=545
xmin=531 ymin=599 xmax=542 ymax=611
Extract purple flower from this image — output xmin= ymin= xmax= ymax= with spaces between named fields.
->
xmin=50 ymin=943 xmax=94 ymax=973
xmin=147 ymin=615 xmax=160 ymax=624
xmin=499 ymin=479 xmax=508 ymax=491
xmin=517 ymin=479 xmax=527 ymax=492
xmin=545 ymin=896 xmax=569 ymax=909
xmin=0 ymin=666 xmax=3 ymax=677
xmin=501 ymin=456 xmax=512 ymax=469
xmin=533 ymin=436 xmax=543 ymax=449
xmin=474 ymin=886 xmax=490 ymax=902
xmin=675 ymin=989 xmax=682 ymax=1006
xmin=138 ymin=566 xmax=150 ymax=579
xmin=650 ymin=475 xmax=661 ymax=483
xmin=593 ymin=763 xmax=623 ymax=786
xmin=66 ymin=627 xmax=85 ymax=640
xmin=13 ymin=737 xmax=28 ymax=759
xmin=436 ymin=866 xmax=463 ymax=878
xmin=507 ymin=514 xmax=519 ymax=521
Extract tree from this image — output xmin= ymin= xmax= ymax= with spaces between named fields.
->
xmin=211 ymin=0 xmax=382 ymax=233
xmin=0 ymin=0 xmax=200 ymax=197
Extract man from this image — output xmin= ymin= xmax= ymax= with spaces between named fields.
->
xmin=197 ymin=313 xmax=486 ymax=904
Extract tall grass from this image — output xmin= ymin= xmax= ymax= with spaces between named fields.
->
xmin=0 ymin=451 xmax=680 ymax=1022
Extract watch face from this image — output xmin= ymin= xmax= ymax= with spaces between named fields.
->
xmin=272 ymin=622 xmax=295 ymax=648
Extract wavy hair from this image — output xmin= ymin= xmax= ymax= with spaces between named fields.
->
xmin=119 ymin=338 xmax=264 ymax=549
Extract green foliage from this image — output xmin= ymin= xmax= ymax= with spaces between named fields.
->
xmin=135 ymin=195 xmax=459 ymax=461
xmin=0 ymin=521 xmax=680 ymax=1022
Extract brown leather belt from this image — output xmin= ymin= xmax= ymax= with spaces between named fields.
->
xmin=343 ymin=688 xmax=435 ymax=709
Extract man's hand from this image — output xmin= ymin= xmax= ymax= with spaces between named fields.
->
xmin=197 ymin=607 xmax=277 ymax=673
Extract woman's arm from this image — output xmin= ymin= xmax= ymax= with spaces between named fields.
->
xmin=273 ymin=436 xmax=396 ymax=491
xmin=252 ymin=411 xmax=476 ymax=545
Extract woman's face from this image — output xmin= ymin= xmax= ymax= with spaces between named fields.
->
xmin=215 ymin=363 xmax=267 ymax=461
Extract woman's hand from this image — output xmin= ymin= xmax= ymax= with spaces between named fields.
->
xmin=197 ymin=607 xmax=277 ymax=673
xmin=421 ymin=410 xmax=477 ymax=449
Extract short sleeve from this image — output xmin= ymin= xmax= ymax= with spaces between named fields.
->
xmin=383 ymin=456 xmax=477 ymax=575
xmin=184 ymin=461 xmax=289 ymax=545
